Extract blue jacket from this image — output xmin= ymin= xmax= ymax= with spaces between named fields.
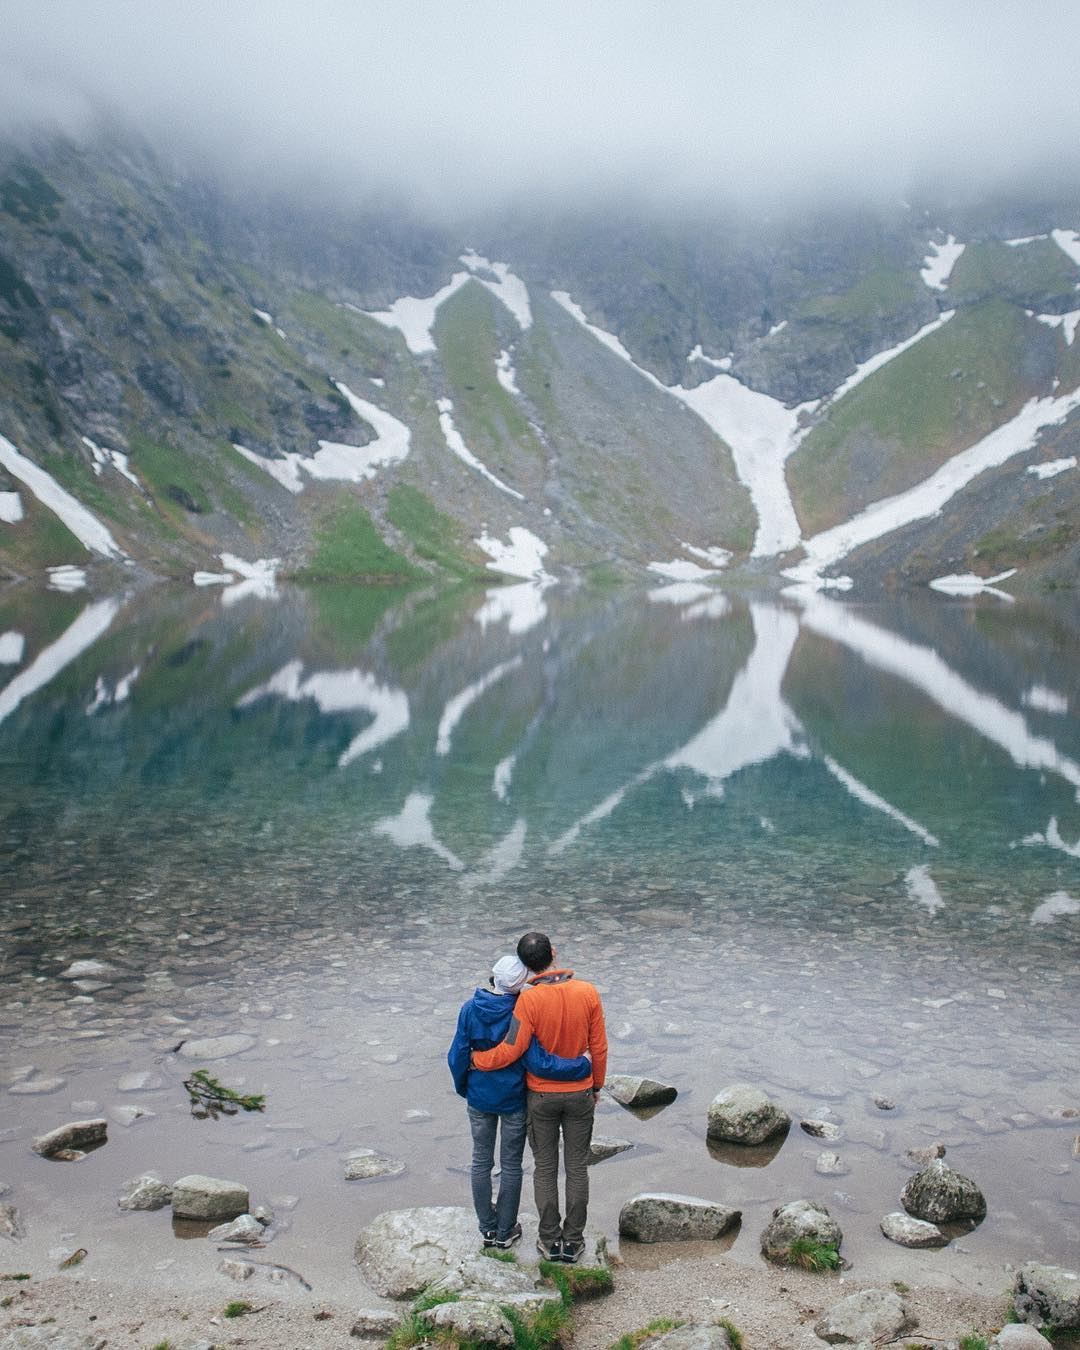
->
xmin=448 ymin=986 xmax=591 ymax=1114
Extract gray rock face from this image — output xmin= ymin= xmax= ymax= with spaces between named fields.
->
xmin=344 ymin=1150 xmax=406 ymax=1181
xmin=619 ymin=1193 xmax=741 ymax=1243
xmin=429 ymin=1300 xmax=513 ymax=1348
xmin=801 ymin=1118 xmax=841 ymax=1140
xmin=177 ymin=1034 xmax=256 ymax=1059
xmin=171 ymin=1174 xmax=249 ymax=1221
xmin=901 ymin=1158 xmax=986 ymax=1223
xmin=117 ymin=1174 xmax=173 ymax=1211
xmin=350 ymin=1310 xmax=402 ymax=1340
xmin=814 ymin=1288 xmax=915 ymax=1344
xmin=209 ymin=1213 xmax=264 ymax=1244
xmin=589 ymin=1136 xmax=635 ymax=1164
xmin=1013 ymin=1263 xmax=1080 ymax=1328
xmin=31 ymin=1118 xmax=107 ymax=1158
xmin=992 ymin=1326 xmax=1054 ymax=1348
xmin=641 ymin=1326 xmax=735 ymax=1350
xmin=0 ymin=1203 xmax=24 ymax=1240
xmin=606 ymin=1075 xmax=678 ymax=1108
xmin=759 ymin=1200 xmax=842 ymax=1263
xmin=707 ymin=1084 xmax=790 ymax=1145
xmin=879 ymin=1211 xmax=948 ymax=1248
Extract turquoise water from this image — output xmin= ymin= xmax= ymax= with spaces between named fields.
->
xmin=1 ymin=578 xmax=1078 ymax=1295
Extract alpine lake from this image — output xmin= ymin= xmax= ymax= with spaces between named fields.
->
xmin=1 ymin=575 xmax=1078 ymax=1307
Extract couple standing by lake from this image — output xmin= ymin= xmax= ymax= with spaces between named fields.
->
xmin=447 ymin=931 xmax=608 ymax=1263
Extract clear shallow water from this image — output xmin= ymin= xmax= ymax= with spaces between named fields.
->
xmin=1 ymin=578 xmax=1078 ymax=1300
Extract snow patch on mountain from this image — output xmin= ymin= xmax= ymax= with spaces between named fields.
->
xmin=0 ymin=433 xmax=122 ymax=558
xmin=0 ymin=632 xmax=24 ymax=664
xmin=437 ymin=398 xmax=523 ymax=500
xmin=0 ymin=491 xmax=23 ymax=523
xmin=461 ymin=251 xmax=532 ymax=329
xmin=82 ymin=436 xmax=142 ymax=490
xmin=495 ymin=349 xmax=520 ymax=395
xmin=1027 ymin=455 xmax=1076 ymax=480
xmin=475 ymin=526 xmax=552 ymax=581
xmin=921 ymin=235 xmax=964 ymax=290
xmin=47 ymin=564 xmax=87 ymax=591
xmin=1022 ymin=685 xmax=1068 ymax=714
xmin=648 ymin=559 xmax=722 ymax=582
xmin=1005 ymin=234 xmax=1048 ymax=247
xmin=1051 ymin=228 xmax=1080 ymax=267
xmin=688 ymin=344 xmax=732 ymax=371
xmin=1031 ymin=309 xmax=1080 ymax=344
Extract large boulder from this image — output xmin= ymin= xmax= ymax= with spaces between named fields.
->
xmin=640 ymin=1326 xmax=736 ymax=1350
xmin=992 ymin=1327 xmax=1054 ymax=1348
xmin=618 ymin=1193 xmax=741 ymax=1243
xmin=606 ymin=1075 xmax=678 ymax=1108
xmin=171 ymin=1174 xmax=249 ymax=1221
xmin=879 ymin=1211 xmax=948 ymax=1248
xmin=759 ymin=1200 xmax=842 ymax=1264
xmin=31 ymin=1119 xmax=107 ymax=1158
xmin=428 ymin=1300 xmax=513 ymax=1348
xmin=1012 ymin=1263 xmax=1080 ymax=1329
xmin=901 ymin=1159 xmax=986 ymax=1223
xmin=814 ymin=1288 xmax=915 ymax=1344
xmin=706 ymin=1084 xmax=790 ymax=1145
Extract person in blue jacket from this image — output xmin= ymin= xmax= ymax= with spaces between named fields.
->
xmin=448 ymin=953 xmax=591 ymax=1248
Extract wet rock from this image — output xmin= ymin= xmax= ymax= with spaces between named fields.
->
xmin=172 ymin=1174 xmax=249 ymax=1221
xmin=1012 ymin=1263 xmax=1080 ymax=1328
xmin=118 ymin=1174 xmax=173 ymax=1211
xmin=350 ymin=1310 xmax=402 ymax=1340
xmin=707 ymin=1084 xmax=790 ymax=1145
xmin=252 ymin=1204 xmax=274 ymax=1226
xmin=110 ymin=1105 xmax=154 ymax=1127
xmin=801 ymin=1118 xmax=841 ymax=1140
xmin=1043 ymin=1105 xmax=1080 ymax=1122
xmin=218 ymin=1257 xmax=255 ymax=1281
xmin=401 ymin=1109 xmax=432 ymax=1124
xmin=879 ymin=1211 xmax=948 ymax=1248
xmin=814 ymin=1288 xmax=915 ymax=1344
xmin=345 ymin=1150 xmax=406 ymax=1181
xmin=992 ymin=1327 xmax=1054 ymax=1348
xmin=177 ymin=1034 xmax=256 ymax=1059
xmin=58 ymin=959 xmax=118 ymax=981
xmin=904 ymin=1142 xmax=946 ymax=1168
xmin=209 ymin=1213 xmax=264 ymax=1244
xmin=618 ymin=1192 xmax=741 ymax=1243
xmin=606 ymin=1074 xmax=678 ymax=1108
xmin=813 ymin=1151 xmax=849 ymax=1176
xmin=0 ymin=1202 xmax=24 ymax=1240
xmin=872 ymin=1095 xmax=896 ymax=1110
xmin=589 ymin=1136 xmax=634 ymax=1164
xmin=429 ymin=1300 xmax=513 ymax=1348
xmin=760 ymin=1200 xmax=842 ymax=1264
xmin=117 ymin=1071 xmax=162 ymax=1092
xmin=640 ymin=1326 xmax=736 ymax=1350
xmin=31 ymin=1118 xmax=107 ymax=1157
xmin=901 ymin=1158 xmax=986 ymax=1223
xmin=9 ymin=1077 xmax=66 ymax=1096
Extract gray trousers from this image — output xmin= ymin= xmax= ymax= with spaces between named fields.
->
xmin=526 ymin=1088 xmax=595 ymax=1245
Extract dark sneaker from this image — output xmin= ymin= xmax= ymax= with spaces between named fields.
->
xmin=560 ymin=1240 xmax=585 ymax=1264
xmin=481 ymin=1229 xmax=498 ymax=1248
xmin=494 ymin=1223 xmax=522 ymax=1250
xmin=536 ymin=1237 xmax=562 ymax=1261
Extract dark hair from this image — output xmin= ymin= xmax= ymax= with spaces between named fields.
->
xmin=517 ymin=931 xmax=553 ymax=973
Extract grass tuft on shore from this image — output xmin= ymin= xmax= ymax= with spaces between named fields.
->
xmin=716 ymin=1318 xmax=743 ymax=1349
xmin=958 ymin=1335 xmax=989 ymax=1350
xmin=780 ymin=1238 xmax=842 ymax=1272
xmin=538 ymin=1259 xmax=614 ymax=1304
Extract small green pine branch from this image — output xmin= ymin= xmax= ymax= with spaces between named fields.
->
xmin=185 ymin=1069 xmax=265 ymax=1118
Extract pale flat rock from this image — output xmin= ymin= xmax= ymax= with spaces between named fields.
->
xmin=171 ymin=1174 xmax=249 ymax=1221
xmin=345 ymin=1150 xmax=406 ymax=1181
xmin=429 ymin=1300 xmax=513 ymax=1348
xmin=59 ymin=959 xmax=118 ymax=981
xmin=32 ymin=1118 xmax=107 ymax=1157
xmin=178 ymin=1034 xmax=256 ymax=1059
xmin=350 ymin=1310 xmax=402 ymax=1340
xmin=117 ymin=1071 xmax=163 ymax=1092
xmin=118 ymin=1174 xmax=173 ymax=1211
xmin=901 ymin=1158 xmax=986 ymax=1222
xmin=110 ymin=1104 xmax=154 ymax=1127
xmin=1013 ymin=1262 xmax=1080 ymax=1328
xmin=589 ymin=1135 xmax=634 ymax=1163
xmin=992 ymin=1326 xmax=1054 ymax=1348
xmin=208 ymin=1213 xmax=264 ymax=1244
xmin=605 ymin=1074 xmax=678 ymax=1108
xmin=760 ymin=1199 xmax=842 ymax=1263
xmin=815 ymin=1151 xmax=850 ymax=1176
xmin=707 ymin=1083 xmax=790 ymax=1145
xmin=641 ymin=1326 xmax=735 ymax=1350
xmin=9 ymin=1077 xmax=66 ymax=1096
xmin=0 ymin=1202 xmax=24 ymax=1240
xmin=428 ymin=1253 xmax=543 ymax=1300
xmin=814 ymin=1288 xmax=915 ymax=1344
xmin=619 ymin=1192 xmax=741 ymax=1243
xmin=880 ymin=1211 xmax=948 ymax=1248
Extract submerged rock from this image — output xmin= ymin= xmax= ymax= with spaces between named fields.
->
xmin=800 ymin=1118 xmax=841 ymax=1140
xmin=618 ymin=1192 xmax=741 ymax=1243
xmin=344 ymin=1150 xmax=405 ymax=1181
xmin=218 ymin=1258 xmax=255 ymax=1281
xmin=903 ymin=1142 xmax=946 ymax=1168
xmin=117 ymin=1175 xmax=173 ymax=1212
xmin=171 ymin=1174 xmax=249 ymax=1221
xmin=814 ymin=1152 xmax=850 ymax=1176
xmin=0 ymin=1203 xmax=24 ymax=1240
xmin=707 ymin=1084 xmax=790 ymax=1145
xmin=117 ymin=1071 xmax=162 ymax=1092
xmin=31 ymin=1119 xmax=107 ymax=1158
xmin=901 ymin=1158 xmax=986 ymax=1223
xmin=760 ymin=1200 xmax=842 ymax=1263
xmin=605 ymin=1074 xmax=678 ymax=1108
xmin=1012 ymin=1263 xmax=1080 ymax=1329
xmin=879 ymin=1211 xmax=948 ymax=1248
xmin=589 ymin=1136 xmax=634 ymax=1164
xmin=109 ymin=1105 xmax=154 ymax=1128
xmin=208 ymin=1213 xmax=264 ymax=1244
xmin=9 ymin=1078 xmax=66 ymax=1096
xmin=177 ymin=1034 xmax=256 ymax=1060
xmin=59 ymin=959 xmax=118 ymax=981
xmin=814 ymin=1288 xmax=915 ymax=1344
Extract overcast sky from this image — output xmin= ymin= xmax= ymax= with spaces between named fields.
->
xmin=3 ymin=0 xmax=1080 ymax=213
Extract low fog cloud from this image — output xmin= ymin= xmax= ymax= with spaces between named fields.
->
xmin=3 ymin=0 xmax=1080 ymax=212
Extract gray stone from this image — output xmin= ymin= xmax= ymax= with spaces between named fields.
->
xmin=171 ymin=1174 xmax=249 ymax=1221
xmin=209 ymin=1213 xmax=264 ymax=1244
xmin=178 ymin=1034 xmax=256 ymax=1059
xmin=589 ymin=1135 xmax=634 ymax=1164
xmin=801 ymin=1119 xmax=841 ymax=1140
xmin=815 ymin=1152 xmax=850 ymax=1176
xmin=606 ymin=1074 xmax=678 ymax=1108
xmin=428 ymin=1254 xmax=543 ymax=1300
xmin=9 ymin=1078 xmax=66 ymax=1096
xmin=879 ymin=1211 xmax=948 ymax=1248
xmin=0 ymin=1203 xmax=24 ymax=1240
xmin=904 ymin=1142 xmax=946 ymax=1168
xmin=345 ymin=1150 xmax=406 ymax=1181
xmin=901 ymin=1159 xmax=986 ymax=1223
xmin=619 ymin=1193 xmax=741 ymax=1243
xmin=118 ymin=1174 xmax=173 ymax=1211
xmin=429 ymin=1300 xmax=513 ymax=1348
xmin=814 ymin=1288 xmax=915 ymax=1344
xmin=350 ymin=1310 xmax=402 ymax=1340
xmin=59 ymin=959 xmax=118 ymax=981
xmin=872 ymin=1095 xmax=896 ymax=1110
xmin=218 ymin=1257 xmax=255 ymax=1281
xmin=759 ymin=1200 xmax=842 ymax=1263
xmin=992 ymin=1327 xmax=1054 ymax=1348
xmin=252 ymin=1204 xmax=274 ymax=1226
xmin=117 ymin=1071 xmax=162 ymax=1092
xmin=707 ymin=1084 xmax=790 ymax=1145
xmin=1013 ymin=1263 xmax=1080 ymax=1328
xmin=642 ymin=1326 xmax=735 ymax=1350
xmin=31 ymin=1118 xmax=107 ymax=1157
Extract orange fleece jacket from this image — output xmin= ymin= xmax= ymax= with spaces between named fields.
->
xmin=471 ymin=969 xmax=608 ymax=1092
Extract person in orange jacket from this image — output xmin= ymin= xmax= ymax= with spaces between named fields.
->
xmin=471 ymin=931 xmax=607 ymax=1262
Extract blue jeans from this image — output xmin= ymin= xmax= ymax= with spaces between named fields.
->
xmin=467 ymin=1104 xmax=526 ymax=1239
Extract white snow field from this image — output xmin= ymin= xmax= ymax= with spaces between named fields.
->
xmin=0 ymin=433 xmax=122 ymax=557
xmin=1051 ymin=228 xmax=1080 ymax=267
xmin=0 ymin=491 xmax=23 ymax=523
xmin=1027 ymin=455 xmax=1077 ymax=480
xmin=437 ymin=398 xmax=524 ymax=500
xmin=236 ymin=381 xmax=410 ymax=493
xmin=436 ymin=656 xmax=523 ymax=756
xmin=1022 ymin=685 xmax=1068 ymax=714
xmin=474 ymin=527 xmax=552 ymax=582
xmin=929 ymin=569 xmax=1017 ymax=600
xmin=0 ymin=598 xmax=121 ymax=726
xmin=1023 ymin=818 xmax=1080 ymax=861
xmin=495 ymin=349 xmax=520 ymax=395
xmin=0 ymin=632 xmax=26 ymax=664
xmin=920 ymin=235 xmax=965 ymax=290
xmin=218 ymin=554 xmax=279 ymax=607
xmin=81 ymin=436 xmax=142 ymax=489
xmin=1031 ymin=309 xmax=1080 ymax=345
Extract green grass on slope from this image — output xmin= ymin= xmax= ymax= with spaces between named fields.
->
xmin=295 ymin=495 xmax=419 ymax=582
xmin=797 ymin=266 xmax=927 ymax=322
xmin=789 ymin=300 xmax=1055 ymax=536
xmin=948 ymin=238 xmax=1080 ymax=309
xmin=387 ymin=483 xmax=489 ymax=579
xmin=0 ymin=488 xmax=86 ymax=575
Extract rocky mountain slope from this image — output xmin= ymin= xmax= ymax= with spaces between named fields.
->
xmin=1 ymin=133 xmax=1077 ymax=596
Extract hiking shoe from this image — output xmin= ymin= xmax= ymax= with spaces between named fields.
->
xmin=560 ymin=1240 xmax=585 ymax=1264
xmin=536 ymin=1237 xmax=562 ymax=1261
xmin=481 ymin=1229 xmax=498 ymax=1248
xmin=494 ymin=1223 xmax=522 ymax=1250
